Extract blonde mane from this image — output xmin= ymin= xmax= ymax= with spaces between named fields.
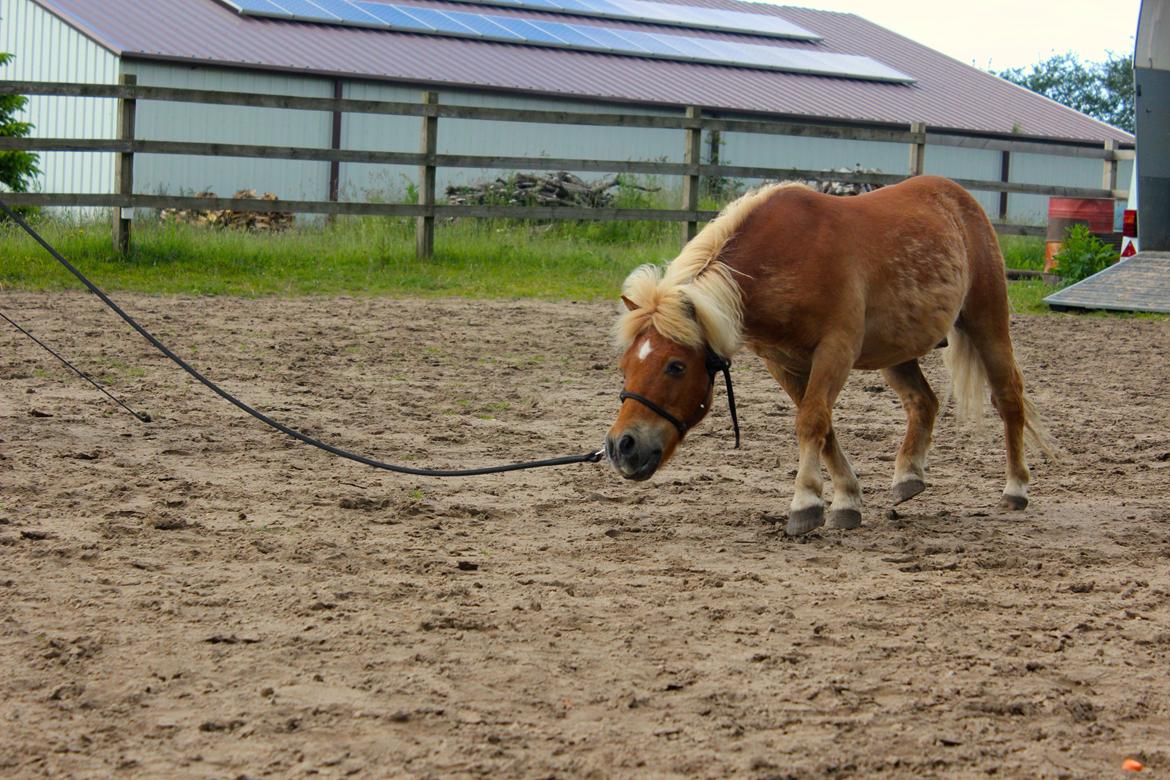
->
xmin=616 ymin=181 xmax=807 ymax=357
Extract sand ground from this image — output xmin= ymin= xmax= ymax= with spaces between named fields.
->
xmin=2 ymin=292 xmax=1168 ymax=778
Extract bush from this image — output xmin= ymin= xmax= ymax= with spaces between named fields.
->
xmin=0 ymin=52 xmax=41 ymax=196
xmin=1053 ymin=223 xmax=1117 ymax=283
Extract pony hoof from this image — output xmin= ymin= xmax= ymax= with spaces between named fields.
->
xmin=892 ymin=478 xmax=926 ymax=505
xmin=999 ymin=494 xmax=1028 ymax=511
xmin=786 ymin=505 xmax=825 ymax=536
xmin=826 ymin=508 xmax=862 ymax=530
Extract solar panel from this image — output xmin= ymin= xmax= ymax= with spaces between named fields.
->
xmin=446 ymin=0 xmax=823 ymax=41
xmin=217 ymin=0 xmax=915 ymax=83
xmin=444 ymin=10 xmax=525 ymax=39
xmin=491 ymin=16 xmax=568 ymax=44
xmin=355 ymin=1 xmax=434 ymax=29
xmin=273 ymin=0 xmax=340 ymax=18
xmin=310 ymin=0 xmax=384 ymax=23
xmin=640 ymin=32 xmax=691 ymax=57
xmin=220 ymin=0 xmax=293 ymax=16
xmin=226 ymin=0 xmax=824 ymax=40
xmin=578 ymin=25 xmax=651 ymax=52
xmin=577 ymin=0 xmax=627 ymax=15
xmin=535 ymin=21 xmax=609 ymax=48
xmin=550 ymin=0 xmax=595 ymax=13
xmin=395 ymin=5 xmax=475 ymax=35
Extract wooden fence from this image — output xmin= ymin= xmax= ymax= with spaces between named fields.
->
xmin=0 ymin=78 xmax=1134 ymax=257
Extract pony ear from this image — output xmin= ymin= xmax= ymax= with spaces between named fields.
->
xmin=621 ymin=295 xmax=639 ymax=312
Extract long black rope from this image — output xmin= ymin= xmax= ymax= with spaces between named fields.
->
xmin=1 ymin=308 xmax=152 ymax=422
xmin=1 ymin=200 xmax=604 ymax=476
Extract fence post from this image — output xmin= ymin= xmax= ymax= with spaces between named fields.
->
xmin=998 ymin=150 xmax=1011 ymax=221
xmin=113 ymin=74 xmax=137 ymax=255
xmin=328 ymin=78 xmax=343 ymax=218
xmin=907 ymin=121 xmax=926 ymax=178
xmin=416 ymin=91 xmax=438 ymax=260
xmin=706 ymin=127 xmax=722 ymax=199
xmin=682 ymin=106 xmax=702 ymax=244
xmin=1101 ymin=139 xmax=1119 ymax=196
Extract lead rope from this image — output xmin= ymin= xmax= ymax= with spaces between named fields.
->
xmin=1 ymin=199 xmax=604 ymax=476
xmin=0 ymin=308 xmax=152 ymax=422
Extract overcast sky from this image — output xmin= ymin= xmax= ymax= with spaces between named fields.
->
xmin=767 ymin=0 xmax=1143 ymax=71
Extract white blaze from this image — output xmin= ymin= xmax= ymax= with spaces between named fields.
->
xmin=637 ymin=339 xmax=653 ymax=361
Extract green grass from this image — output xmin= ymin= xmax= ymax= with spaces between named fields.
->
xmin=999 ymin=234 xmax=1046 ymax=271
xmin=1 ymin=213 xmax=679 ymax=299
xmin=1006 ymin=279 xmax=1057 ymax=315
xmin=2 ymin=213 xmax=1161 ymax=321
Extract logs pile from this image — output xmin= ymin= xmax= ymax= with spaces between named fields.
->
xmin=446 ymin=172 xmax=655 ymax=208
xmin=161 ymin=189 xmax=295 ymax=231
xmin=799 ymin=167 xmax=886 ymax=196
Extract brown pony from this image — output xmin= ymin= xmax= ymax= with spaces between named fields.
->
xmin=606 ymin=176 xmax=1054 ymax=535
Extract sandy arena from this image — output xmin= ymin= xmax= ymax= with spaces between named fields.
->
xmin=2 ymin=291 xmax=1168 ymax=778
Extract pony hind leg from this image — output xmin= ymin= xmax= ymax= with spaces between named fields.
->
xmin=765 ymin=355 xmax=862 ymax=534
xmin=880 ymin=359 xmax=939 ymax=505
xmin=949 ymin=323 xmax=1046 ymax=511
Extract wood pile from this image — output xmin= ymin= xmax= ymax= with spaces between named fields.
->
xmin=446 ymin=172 xmax=656 ymax=208
xmin=161 ymin=189 xmax=295 ymax=231
xmin=799 ymin=167 xmax=886 ymax=196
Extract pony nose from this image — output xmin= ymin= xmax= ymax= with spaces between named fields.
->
xmin=618 ymin=433 xmax=637 ymax=457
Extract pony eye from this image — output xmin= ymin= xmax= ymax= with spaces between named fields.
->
xmin=666 ymin=360 xmax=687 ymax=377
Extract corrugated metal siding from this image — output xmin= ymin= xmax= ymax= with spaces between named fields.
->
xmin=717 ymin=131 xmax=905 ymax=185
xmin=1 ymin=0 xmax=118 ymax=195
xmin=337 ymin=81 xmax=419 ymax=203
xmin=124 ymin=61 xmax=334 ymax=201
xmin=924 ymin=146 xmax=1002 ymax=218
xmin=341 ymin=80 xmax=684 ymax=201
xmin=1009 ymin=153 xmax=1125 ymax=225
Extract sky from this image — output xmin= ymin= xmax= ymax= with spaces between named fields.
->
xmin=768 ymin=0 xmax=1143 ymax=71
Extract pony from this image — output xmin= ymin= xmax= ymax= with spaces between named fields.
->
xmin=606 ymin=176 xmax=1055 ymax=536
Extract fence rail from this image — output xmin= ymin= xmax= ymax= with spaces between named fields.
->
xmin=0 ymin=79 xmax=1134 ymax=255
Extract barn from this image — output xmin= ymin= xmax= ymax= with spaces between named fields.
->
xmin=1 ymin=0 xmax=1134 ymax=223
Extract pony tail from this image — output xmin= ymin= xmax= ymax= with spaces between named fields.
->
xmin=943 ymin=326 xmax=1060 ymax=460
xmin=1022 ymin=393 xmax=1060 ymax=460
xmin=942 ymin=326 xmax=987 ymax=430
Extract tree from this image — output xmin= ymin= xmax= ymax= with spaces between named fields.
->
xmin=0 ymin=52 xmax=41 ymax=195
xmin=996 ymin=51 xmax=1135 ymax=134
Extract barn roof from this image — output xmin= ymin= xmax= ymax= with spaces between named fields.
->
xmin=31 ymin=0 xmax=1133 ymax=144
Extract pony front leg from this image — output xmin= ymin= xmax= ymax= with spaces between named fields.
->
xmin=788 ymin=422 xmax=828 ymax=535
xmin=786 ymin=347 xmax=854 ymax=536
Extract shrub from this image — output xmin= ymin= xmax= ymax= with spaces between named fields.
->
xmin=1053 ymin=223 xmax=1117 ymax=283
xmin=0 ymin=52 xmax=41 ymax=197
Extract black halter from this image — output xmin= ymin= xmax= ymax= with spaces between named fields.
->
xmin=619 ymin=346 xmax=741 ymax=448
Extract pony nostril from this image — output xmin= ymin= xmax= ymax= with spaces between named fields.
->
xmin=618 ymin=433 xmax=636 ymax=457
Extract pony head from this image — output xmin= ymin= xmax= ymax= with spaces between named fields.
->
xmin=606 ymin=260 xmax=743 ymax=480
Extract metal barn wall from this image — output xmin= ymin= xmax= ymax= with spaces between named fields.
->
xmin=123 ymin=61 xmax=335 ymax=201
xmin=341 ymin=80 xmax=683 ymax=202
xmin=716 ymin=129 xmax=923 ymax=198
xmin=4 ymin=35 xmax=1128 ymax=223
xmin=0 ymin=0 xmax=119 ymax=196
xmin=715 ymin=127 xmax=1129 ymax=224
xmin=126 ymin=59 xmax=1121 ymax=221
xmin=1010 ymin=152 xmax=1132 ymax=225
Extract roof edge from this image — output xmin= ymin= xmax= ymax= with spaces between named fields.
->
xmin=30 ymin=0 xmax=126 ymax=56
